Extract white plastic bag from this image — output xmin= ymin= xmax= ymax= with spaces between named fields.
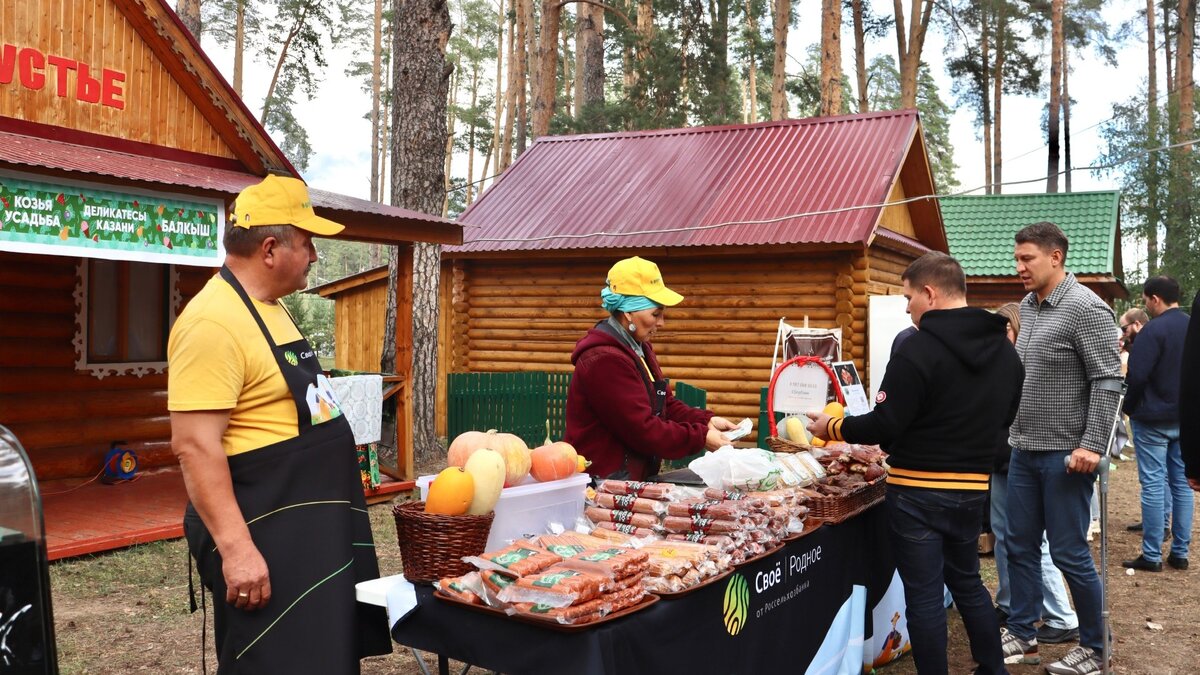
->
xmin=689 ymin=446 xmax=784 ymax=492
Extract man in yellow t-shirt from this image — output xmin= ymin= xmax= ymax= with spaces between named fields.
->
xmin=168 ymin=175 xmax=389 ymax=673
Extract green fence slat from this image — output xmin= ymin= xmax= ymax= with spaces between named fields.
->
xmin=661 ymin=381 xmax=707 ymax=471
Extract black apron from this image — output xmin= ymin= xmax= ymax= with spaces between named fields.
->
xmin=184 ymin=267 xmax=391 ymax=674
xmin=596 ymin=321 xmax=668 ymax=481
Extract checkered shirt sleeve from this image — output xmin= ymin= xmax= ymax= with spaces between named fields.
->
xmin=1008 ymin=273 xmax=1123 ymax=453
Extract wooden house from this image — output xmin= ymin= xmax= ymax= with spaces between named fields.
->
xmin=0 ymin=0 xmax=459 ymax=555
xmin=437 ymin=111 xmax=948 ymax=433
xmin=941 ymin=191 xmax=1128 ymax=307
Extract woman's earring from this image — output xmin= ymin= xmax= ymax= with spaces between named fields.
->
xmin=629 ymin=323 xmax=636 ymax=332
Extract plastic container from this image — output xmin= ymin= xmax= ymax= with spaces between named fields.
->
xmin=417 ymin=472 xmax=590 ymax=551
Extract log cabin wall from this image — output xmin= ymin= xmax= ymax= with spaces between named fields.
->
xmin=446 ymin=250 xmax=863 ymax=438
xmin=0 ymin=0 xmax=236 ymax=159
xmin=0 ymin=251 xmax=212 ymax=480
xmin=332 ymin=279 xmax=388 ymax=372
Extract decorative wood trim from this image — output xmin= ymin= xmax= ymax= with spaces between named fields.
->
xmin=73 ymin=259 xmax=180 ymax=379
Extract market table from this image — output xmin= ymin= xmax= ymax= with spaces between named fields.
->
xmin=386 ymin=504 xmax=909 ymax=674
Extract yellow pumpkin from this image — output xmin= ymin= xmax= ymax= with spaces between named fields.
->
xmin=425 ymin=467 xmax=474 ymax=515
xmin=822 ymin=401 xmax=845 ymax=418
xmin=576 ymin=454 xmax=591 ymax=473
xmin=464 ymin=448 xmax=506 ymax=515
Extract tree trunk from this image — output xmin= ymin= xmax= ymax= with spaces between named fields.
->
xmin=466 ymin=33 xmax=481 ymax=205
xmin=1062 ymin=40 xmax=1071 ymax=192
xmin=1046 ymin=0 xmax=1063 ymax=193
xmin=712 ymin=0 xmax=730 ymax=120
xmin=491 ymin=0 xmax=505 ymax=181
xmin=982 ymin=7 xmax=992 ymax=194
xmin=818 ymin=0 xmax=841 ymax=117
xmin=177 ymin=0 xmax=201 ymax=38
xmin=1178 ymin=0 xmax=1195 ymax=150
xmin=745 ymin=0 xmax=757 ymax=122
xmin=261 ymin=6 xmax=310 ymax=123
xmin=501 ymin=5 xmax=518 ymax=169
xmin=580 ymin=3 xmax=605 ymax=110
xmin=1147 ymin=0 xmax=1160 ymax=273
xmin=561 ymin=22 xmax=573 ymax=118
xmin=524 ymin=0 xmax=540 ymax=135
xmin=992 ymin=1 xmax=1005 ymax=194
xmin=1165 ymin=0 xmax=1175 ymax=94
xmin=516 ymin=0 xmax=532 ymax=155
xmin=234 ymin=1 xmax=246 ymax=95
xmin=443 ymin=66 xmax=458 ymax=217
xmin=390 ymin=0 xmax=453 ymax=465
xmin=771 ymin=0 xmax=790 ymax=120
xmin=893 ymin=0 xmax=934 ymax=109
xmin=532 ymin=0 xmax=562 ymax=136
xmin=371 ymin=0 xmax=383 ymax=203
xmin=852 ymin=0 xmax=868 ymax=113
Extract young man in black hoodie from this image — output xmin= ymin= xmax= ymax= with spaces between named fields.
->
xmin=807 ymin=252 xmax=1023 ymax=675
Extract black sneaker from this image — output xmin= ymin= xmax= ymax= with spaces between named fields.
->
xmin=1168 ymin=554 xmax=1189 ymax=570
xmin=1122 ymin=554 xmax=1162 ymax=572
xmin=999 ymin=628 xmax=1039 ymax=665
xmin=1043 ymin=645 xmax=1109 ymax=675
xmin=995 ymin=605 xmax=1008 ymax=626
xmin=1127 ymin=521 xmax=1143 ymax=531
xmin=1036 ymin=624 xmax=1080 ymax=644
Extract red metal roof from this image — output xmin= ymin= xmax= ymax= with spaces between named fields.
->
xmin=0 ymin=131 xmax=458 ymax=242
xmin=453 ymin=110 xmax=926 ymax=253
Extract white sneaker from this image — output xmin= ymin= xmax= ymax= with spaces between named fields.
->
xmin=1086 ymin=521 xmax=1101 ymax=542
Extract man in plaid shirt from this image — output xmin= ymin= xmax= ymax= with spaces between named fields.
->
xmin=999 ymin=222 xmax=1122 ymax=675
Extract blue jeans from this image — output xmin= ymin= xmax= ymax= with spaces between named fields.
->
xmin=990 ymin=472 xmax=1078 ymax=629
xmin=887 ymin=485 xmax=1006 ymax=675
xmin=1007 ymin=448 xmax=1104 ymax=652
xmin=1133 ymin=422 xmax=1193 ymax=561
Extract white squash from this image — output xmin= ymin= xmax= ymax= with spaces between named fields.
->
xmin=463 ymin=448 xmax=506 ymax=514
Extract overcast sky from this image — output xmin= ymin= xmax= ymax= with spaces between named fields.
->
xmin=200 ymin=0 xmax=1150 ymax=206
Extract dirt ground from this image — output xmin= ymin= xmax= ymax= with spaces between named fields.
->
xmin=49 ymin=453 xmax=1198 ymax=674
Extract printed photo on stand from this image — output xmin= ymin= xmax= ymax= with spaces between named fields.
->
xmin=831 ymin=361 xmax=871 ymax=416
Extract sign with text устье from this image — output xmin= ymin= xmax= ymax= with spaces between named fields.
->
xmin=0 ymin=175 xmax=224 ymax=266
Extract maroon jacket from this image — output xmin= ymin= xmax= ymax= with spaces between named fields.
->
xmin=565 ymin=323 xmax=713 ymax=480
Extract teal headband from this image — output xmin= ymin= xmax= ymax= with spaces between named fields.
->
xmin=601 ymin=287 xmax=661 ymax=313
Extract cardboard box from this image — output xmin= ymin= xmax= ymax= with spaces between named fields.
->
xmin=418 ymin=472 xmax=590 ymax=551
xmin=978 ymin=532 xmax=996 ymax=555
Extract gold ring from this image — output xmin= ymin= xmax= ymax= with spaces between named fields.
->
xmin=238 ymin=592 xmax=249 ymax=598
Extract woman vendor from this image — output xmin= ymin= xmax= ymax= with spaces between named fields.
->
xmin=565 ymin=256 xmax=737 ymax=481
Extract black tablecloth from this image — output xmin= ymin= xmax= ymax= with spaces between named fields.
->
xmin=390 ymin=505 xmax=902 ymax=674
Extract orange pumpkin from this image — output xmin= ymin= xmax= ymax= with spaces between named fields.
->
xmin=425 ymin=467 xmax=475 ymax=515
xmin=530 ymin=441 xmax=579 ymax=482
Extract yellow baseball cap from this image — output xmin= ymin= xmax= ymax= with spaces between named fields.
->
xmin=606 ymin=257 xmax=684 ymax=306
xmin=232 ymin=175 xmax=345 ymax=236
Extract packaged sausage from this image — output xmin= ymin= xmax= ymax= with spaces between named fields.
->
xmin=661 ymin=515 xmax=742 ymax=535
xmin=597 ymin=480 xmax=677 ymax=500
xmin=665 ymin=499 xmax=745 ymax=520
xmin=500 ymin=564 xmax=610 ymax=606
xmin=586 ymin=507 xmax=661 ymax=531
xmin=469 ymin=543 xmax=564 ymax=577
xmin=436 ymin=572 xmax=484 ymax=605
xmin=595 ymin=492 xmax=669 ymax=515
xmin=559 ymin=547 xmax=649 ymax=579
xmin=702 ymin=487 xmax=767 ymax=510
xmin=510 ymin=597 xmax=608 ymax=625
xmin=594 ymin=522 xmax=658 ymax=539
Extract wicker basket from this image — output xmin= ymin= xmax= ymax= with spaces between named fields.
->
xmin=393 ymin=501 xmax=494 ymax=584
xmin=806 ymin=476 xmax=887 ymax=524
xmin=764 ymin=435 xmax=813 ymax=454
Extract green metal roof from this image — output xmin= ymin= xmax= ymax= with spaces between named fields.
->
xmin=940 ymin=191 xmax=1121 ymax=276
